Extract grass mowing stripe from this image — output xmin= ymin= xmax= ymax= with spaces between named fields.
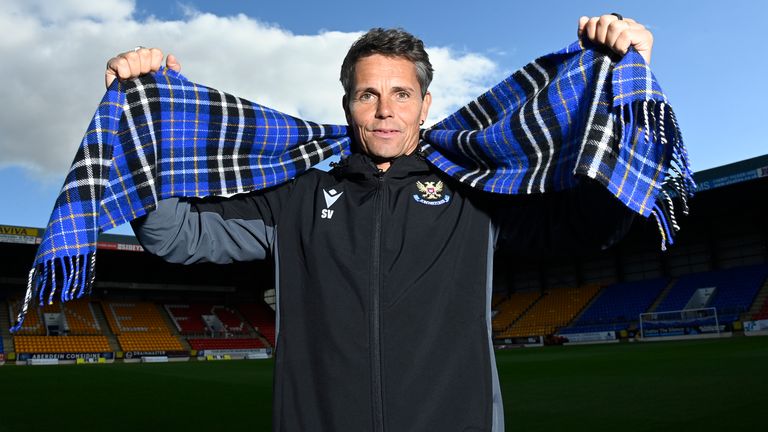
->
xmin=0 ymin=337 xmax=765 ymax=431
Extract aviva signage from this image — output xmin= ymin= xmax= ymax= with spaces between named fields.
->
xmin=0 ymin=224 xmax=40 ymax=245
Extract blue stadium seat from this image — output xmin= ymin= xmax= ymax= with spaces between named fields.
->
xmin=656 ymin=264 xmax=768 ymax=322
xmin=559 ymin=278 xmax=669 ymax=334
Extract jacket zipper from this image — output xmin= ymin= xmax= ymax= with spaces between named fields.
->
xmin=371 ymin=170 xmax=385 ymax=432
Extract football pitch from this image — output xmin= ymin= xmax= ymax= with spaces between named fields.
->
xmin=0 ymin=336 xmax=765 ymax=431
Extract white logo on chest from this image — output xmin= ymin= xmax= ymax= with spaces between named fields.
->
xmin=321 ymin=188 xmax=343 ymax=219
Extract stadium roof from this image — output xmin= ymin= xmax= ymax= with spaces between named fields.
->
xmin=693 ymin=153 xmax=768 ymax=192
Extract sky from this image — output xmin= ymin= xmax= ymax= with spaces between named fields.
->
xmin=0 ymin=0 xmax=765 ymax=236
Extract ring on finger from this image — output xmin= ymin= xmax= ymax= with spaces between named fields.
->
xmin=133 ymin=46 xmax=146 ymax=52
xmin=610 ymin=12 xmax=623 ymax=20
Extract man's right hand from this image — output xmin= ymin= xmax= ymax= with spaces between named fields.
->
xmin=104 ymin=48 xmax=181 ymax=89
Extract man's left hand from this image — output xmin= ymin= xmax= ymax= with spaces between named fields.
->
xmin=578 ymin=14 xmax=653 ymax=64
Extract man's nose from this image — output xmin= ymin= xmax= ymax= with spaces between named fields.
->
xmin=375 ymin=97 xmax=393 ymax=118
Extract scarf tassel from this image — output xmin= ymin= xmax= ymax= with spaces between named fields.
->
xmin=624 ymin=98 xmax=694 ymax=251
xmin=10 ymin=252 xmax=97 ymax=333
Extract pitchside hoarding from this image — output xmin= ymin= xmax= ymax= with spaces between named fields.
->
xmin=744 ymin=319 xmax=768 ymax=335
xmin=198 ymin=348 xmax=272 ymax=357
xmin=16 ymin=352 xmax=114 ymax=362
xmin=123 ymin=350 xmax=189 ymax=359
xmin=559 ymin=331 xmax=616 ymax=343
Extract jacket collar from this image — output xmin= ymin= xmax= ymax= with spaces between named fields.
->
xmin=336 ymin=151 xmax=432 ymax=181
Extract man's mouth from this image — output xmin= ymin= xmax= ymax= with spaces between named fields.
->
xmin=370 ymin=129 xmax=400 ymax=138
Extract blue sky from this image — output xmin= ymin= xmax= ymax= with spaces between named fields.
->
xmin=1 ymin=0 xmax=765 ymax=235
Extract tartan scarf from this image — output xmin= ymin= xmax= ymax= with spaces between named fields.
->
xmin=11 ymin=41 xmax=693 ymax=332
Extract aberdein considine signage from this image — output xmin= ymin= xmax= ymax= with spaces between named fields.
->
xmin=17 ymin=352 xmax=114 ymax=362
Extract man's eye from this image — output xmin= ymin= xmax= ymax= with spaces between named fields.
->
xmin=395 ymin=91 xmax=410 ymax=100
xmin=358 ymin=93 xmax=375 ymax=102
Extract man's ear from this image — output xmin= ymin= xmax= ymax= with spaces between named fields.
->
xmin=420 ymin=91 xmax=432 ymax=123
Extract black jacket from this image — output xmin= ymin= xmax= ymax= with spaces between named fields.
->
xmin=132 ymin=151 xmax=633 ymax=432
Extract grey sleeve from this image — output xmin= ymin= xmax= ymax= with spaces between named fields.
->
xmin=131 ymin=194 xmax=278 ymax=265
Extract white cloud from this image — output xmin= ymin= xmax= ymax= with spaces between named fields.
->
xmin=0 ymin=1 xmax=500 ymax=177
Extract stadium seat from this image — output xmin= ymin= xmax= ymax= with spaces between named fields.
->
xmin=61 ymin=300 xmax=102 ymax=334
xmin=497 ymin=284 xmax=602 ymax=338
xmin=238 ymin=303 xmax=276 ymax=346
xmin=7 ymin=298 xmax=101 ymax=335
xmin=7 ymin=299 xmax=46 ymax=335
xmin=165 ymin=304 xmax=208 ymax=334
xmin=657 ymin=265 xmax=768 ymax=323
xmin=165 ymin=304 xmax=249 ymax=335
xmin=117 ymin=333 xmax=184 ymax=352
xmin=103 ymin=302 xmax=185 ymax=352
xmin=103 ymin=302 xmax=174 ymax=334
xmin=559 ymin=278 xmax=669 ymax=334
xmin=13 ymin=335 xmax=111 ymax=353
xmin=492 ymin=291 xmax=542 ymax=333
xmin=752 ymin=297 xmax=768 ymax=320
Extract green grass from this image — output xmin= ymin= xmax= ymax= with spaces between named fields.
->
xmin=0 ymin=336 xmax=766 ymax=431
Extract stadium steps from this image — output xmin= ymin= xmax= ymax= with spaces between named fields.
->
xmin=564 ymin=285 xmax=606 ymax=328
xmin=92 ymin=302 xmax=121 ymax=352
xmin=234 ymin=308 xmax=259 ymax=337
xmin=492 ymin=291 xmax=543 ymax=334
xmin=647 ymin=278 xmax=678 ymax=313
xmin=746 ymin=276 xmax=768 ymax=319
xmin=0 ymin=301 xmax=15 ymax=353
xmin=231 ymin=308 xmax=266 ymax=343
xmin=158 ymin=304 xmax=192 ymax=351
xmin=507 ymin=293 xmax=546 ymax=329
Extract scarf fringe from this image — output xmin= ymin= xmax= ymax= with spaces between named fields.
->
xmin=10 ymin=252 xmax=97 ymax=333
xmin=622 ymin=98 xmax=694 ymax=251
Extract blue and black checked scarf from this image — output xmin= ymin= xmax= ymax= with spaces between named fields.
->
xmin=11 ymin=41 xmax=693 ymax=331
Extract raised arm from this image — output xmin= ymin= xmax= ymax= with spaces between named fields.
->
xmin=104 ymin=47 xmax=181 ymax=88
xmin=131 ymin=184 xmax=291 ymax=265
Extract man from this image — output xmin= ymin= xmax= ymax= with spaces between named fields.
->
xmin=106 ymin=15 xmax=652 ymax=431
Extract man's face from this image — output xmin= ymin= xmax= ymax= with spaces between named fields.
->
xmin=345 ymin=54 xmax=431 ymax=170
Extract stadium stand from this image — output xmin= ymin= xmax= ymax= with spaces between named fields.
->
xmin=7 ymin=298 xmax=101 ymax=335
xmin=491 ymin=293 xmax=506 ymax=309
xmin=238 ymin=302 xmax=276 ymax=346
xmin=492 ymin=291 xmax=542 ymax=333
xmin=104 ymin=302 xmax=173 ymax=333
xmin=13 ymin=335 xmax=111 ymax=353
xmin=753 ymin=298 xmax=768 ymax=320
xmin=118 ymin=333 xmax=184 ymax=352
xmin=497 ymin=284 xmax=602 ymax=338
xmin=187 ymin=338 xmax=267 ymax=351
xmin=60 ymin=300 xmax=101 ymax=334
xmin=7 ymin=299 xmax=45 ymax=335
xmin=655 ymin=265 xmax=768 ymax=323
xmin=165 ymin=304 xmax=207 ymax=334
xmin=165 ymin=304 xmax=248 ymax=335
xmin=214 ymin=306 xmax=248 ymax=334
xmin=559 ymin=278 xmax=669 ymax=334
xmin=103 ymin=302 xmax=185 ymax=352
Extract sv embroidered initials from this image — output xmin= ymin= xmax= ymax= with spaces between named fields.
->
xmin=320 ymin=188 xmax=343 ymax=220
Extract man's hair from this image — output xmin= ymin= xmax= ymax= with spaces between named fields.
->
xmin=340 ymin=28 xmax=433 ymax=99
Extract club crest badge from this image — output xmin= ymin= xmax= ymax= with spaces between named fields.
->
xmin=413 ymin=180 xmax=450 ymax=206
